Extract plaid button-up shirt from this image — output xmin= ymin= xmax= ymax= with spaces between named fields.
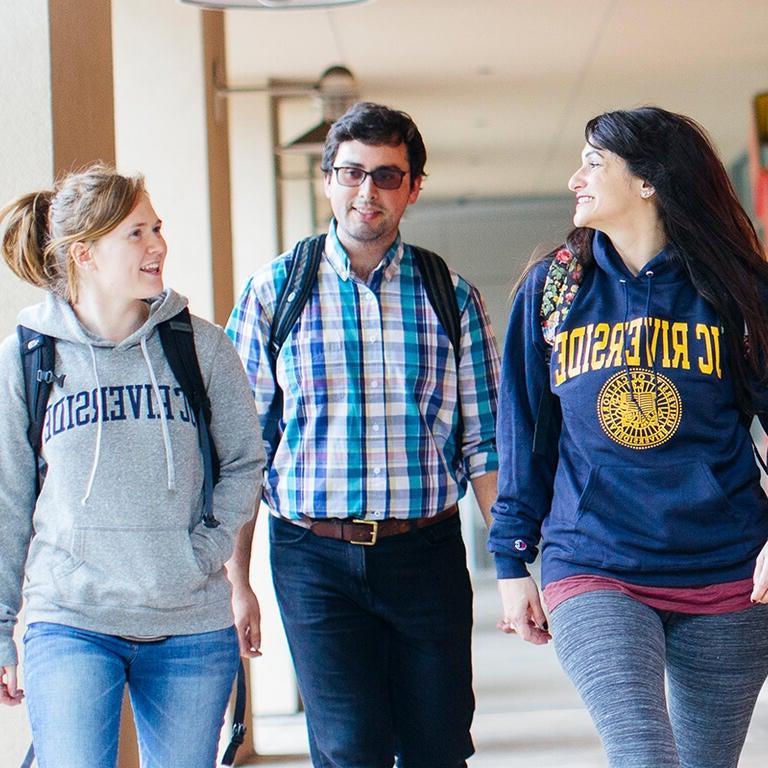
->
xmin=226 ymin=222 xmax=499 ymax=520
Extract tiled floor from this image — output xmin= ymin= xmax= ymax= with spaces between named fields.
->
xmin=244 ymin=574 xmax=768 ymax=767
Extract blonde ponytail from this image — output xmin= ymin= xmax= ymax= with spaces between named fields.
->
xmin=0 ymin=190 xmax=57 ymax=291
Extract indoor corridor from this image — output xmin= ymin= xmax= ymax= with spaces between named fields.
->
xmin=247 ymin=573 xmax=768 ymax=768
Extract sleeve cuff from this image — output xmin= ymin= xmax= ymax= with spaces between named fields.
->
xmin=494 ymin=554 xmax=531 ymax=579
xmin=467 ymin=451 xmax=499 ymax=477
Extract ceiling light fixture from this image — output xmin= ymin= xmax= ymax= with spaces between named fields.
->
xmin=180 ymin=0 xmax=368 ymax=9
xmin=280 ymin=65 xmax=359 ymax=155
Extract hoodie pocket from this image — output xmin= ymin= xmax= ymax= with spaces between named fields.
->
xmin=572 ymin=462 xmax=744 ymax=573
xmin=54 ymin=526 xmax=208 ymax=610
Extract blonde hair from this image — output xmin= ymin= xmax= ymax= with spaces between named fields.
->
xmin=0 ymin=163 xmax=145 ymax=302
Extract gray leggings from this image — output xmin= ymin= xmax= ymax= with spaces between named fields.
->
xmin=550 ymin=590 xmax=768 ymax=768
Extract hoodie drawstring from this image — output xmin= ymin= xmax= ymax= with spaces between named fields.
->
xmin=141 ymin=336 xmax=176 ymax=493
xmin=82 ymin=340 xmax=177 ymax=504
xmin=81 ymin=346 xmax=103 ymax=505
xmin=621 ymin=271 xmax=658 ymax=418
xmin=643 ymin=271 xmax=659 ymax=402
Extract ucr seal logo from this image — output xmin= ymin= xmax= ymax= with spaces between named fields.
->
xmin=597 ymin=368 xmax=681 ymax=450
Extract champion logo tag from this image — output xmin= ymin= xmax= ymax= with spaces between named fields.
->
xmin=513 ymin=539 xmax=527 ymax=551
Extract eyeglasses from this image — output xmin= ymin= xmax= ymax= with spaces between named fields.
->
xmin=332 ymin=166 xmax=409 ymax=190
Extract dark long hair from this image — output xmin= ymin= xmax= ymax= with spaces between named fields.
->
xmin=539 ymin=106 xmax=768 ymax=414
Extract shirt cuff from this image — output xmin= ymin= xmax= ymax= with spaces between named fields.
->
xmin=466 ymin=451 xmax=499 ymax=477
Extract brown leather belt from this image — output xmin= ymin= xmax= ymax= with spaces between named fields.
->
xmin=292 ymin=504 xmax=459 ymax=546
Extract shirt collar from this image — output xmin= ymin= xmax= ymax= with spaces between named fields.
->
xmin=326 ymin=219 xmax=405 ymax=283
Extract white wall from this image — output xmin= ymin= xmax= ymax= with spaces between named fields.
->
xmin=0 ymin=5 xmax=51 ymax=763
xmin=0 ymin=1 xmax=50 ymax=337
xmin=228 ymin=91 xmax=277 ymax=293
xmin=112 ymin=0 xmax=214 ymax=320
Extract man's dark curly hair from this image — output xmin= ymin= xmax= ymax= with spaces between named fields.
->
xmin=321 ymin=102 xmax=427 ymax=188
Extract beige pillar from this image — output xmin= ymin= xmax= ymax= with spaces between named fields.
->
xmin=48 ymin=0 xmax=116 ymax=172
xmin=202 ymin=10 xmax=236 ymax=327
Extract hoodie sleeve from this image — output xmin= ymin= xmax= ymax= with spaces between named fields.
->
xmin=0 ymin=334 xmax=38 ymax=666
xmin=488 ymin=261 xmax=558 ymax=579
xmin=189 ymin=323 xmax=265 ymax=575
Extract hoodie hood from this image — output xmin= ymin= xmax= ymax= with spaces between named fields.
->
xmin=17 ymin=288 xmax=188 ymax=349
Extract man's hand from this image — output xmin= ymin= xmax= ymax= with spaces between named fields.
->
xmin=232 ymin=584 xmax=263 ymax=658
xmin=0 ymin=665 xmax=24 ymax=706
xmin=497 ymin=576 xmax=552 ymax=645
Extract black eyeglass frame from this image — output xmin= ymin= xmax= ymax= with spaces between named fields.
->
xmin=331 ymin=165 xmax=409 ymax=190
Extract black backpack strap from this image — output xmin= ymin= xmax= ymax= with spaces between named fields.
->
xmin=268 ymin=235 xmax=326 ymax=363
xmin=410 ymin=247 xmax=464 ymax=466
xmin=19 ymin=743 xmax=35 ymax=768
xmin=411 ymin=246 xmax=462 ymax=364
xmin=158 ymin=308 xmax=221 ymax=529
xmin=17 ymin=326 xmax=61 ymax=495
xmin=263 ymin=235 xmax=325 ymax=461
xmin=220 ymin=660 xmax=248 ymax=766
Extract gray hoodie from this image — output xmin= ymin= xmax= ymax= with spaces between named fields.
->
xmin=0 ymin=289 xmax=265 ymax=665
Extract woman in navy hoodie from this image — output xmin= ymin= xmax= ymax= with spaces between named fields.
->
xmin=489 ymin=106 xmax=768 ymax=767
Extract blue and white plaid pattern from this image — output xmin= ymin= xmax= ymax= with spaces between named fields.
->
xmin=227 ymin=222 xmax=499 ymax=520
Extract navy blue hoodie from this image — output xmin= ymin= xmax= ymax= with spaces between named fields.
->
xmin=489 ymin=231 xmax=768 ymax=587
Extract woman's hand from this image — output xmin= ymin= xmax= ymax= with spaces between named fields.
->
xmin=751 ymin=539 xmax=768 ymax=603
xmin=231 ymin=583 xmax=263 ymax=658
xmin=0 ymin=665 xmax=24 ymax=706
xmin=497 ymin=577 xmax=552 ymax=645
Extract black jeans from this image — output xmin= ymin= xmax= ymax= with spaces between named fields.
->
xmin=270 ymin=513 xmax=475 ymax=768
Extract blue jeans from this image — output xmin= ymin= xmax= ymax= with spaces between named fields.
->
xmin=270 ymin=513 xmax=475 ymax=768
xmin=551 ymin=591 xmax=768 ymax=768
xmin=23 ymin=622 xmax=240 ymax=768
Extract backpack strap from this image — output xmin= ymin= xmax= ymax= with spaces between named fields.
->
xmin=540 ymin=247 xmax=584 ymax=354
xmin=533 ymin=248 xmax=585 ymax=457
xmin=17 ymin=325 xmax=62 ymax=494
xmin=269 ymin=235 xmax=326 ymax=364
xmin=263 ymin=235 xmax=326 ymax=461
xmin=158 ymin=307 xmax=221 ymax=529
xmin=220 ymin=660 xmax=248 ymax=766
xmin=19 ymin=743 xmax=35 ymax=768
xmin=411 ymin=247 xmax=462 ymax=364
xmin=410 ymin=246 xmax=464 ymax=466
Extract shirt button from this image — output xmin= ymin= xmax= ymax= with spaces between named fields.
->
xmin=373 ymin=467 xmax=381 ymax=475
xmin=370 ymin=381 xmax=379 ymax=388
xmin=372 ymin=424 xmax=380 ymax=432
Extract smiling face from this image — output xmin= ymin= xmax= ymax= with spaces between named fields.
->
xmin=568 ymin=143 xmax=650 ymax=231
xmin=77 ymin=193 xmax=167 ymax=303
xmin=323 ymin=139 xmax=421 ymax=255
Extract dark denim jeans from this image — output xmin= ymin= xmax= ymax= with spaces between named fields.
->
xmin=270 ymin=513 xmax=475 ymax=768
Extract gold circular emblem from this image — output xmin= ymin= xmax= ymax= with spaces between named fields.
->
xmin=597 ymin=368 xmax=681 ymax=449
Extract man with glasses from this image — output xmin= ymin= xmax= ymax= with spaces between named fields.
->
xmin=227 ymin=101 xmax=499 ymax=768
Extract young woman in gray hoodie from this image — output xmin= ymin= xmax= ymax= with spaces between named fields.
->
xmin=0 ymin=165 xmax=265 ymax=767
